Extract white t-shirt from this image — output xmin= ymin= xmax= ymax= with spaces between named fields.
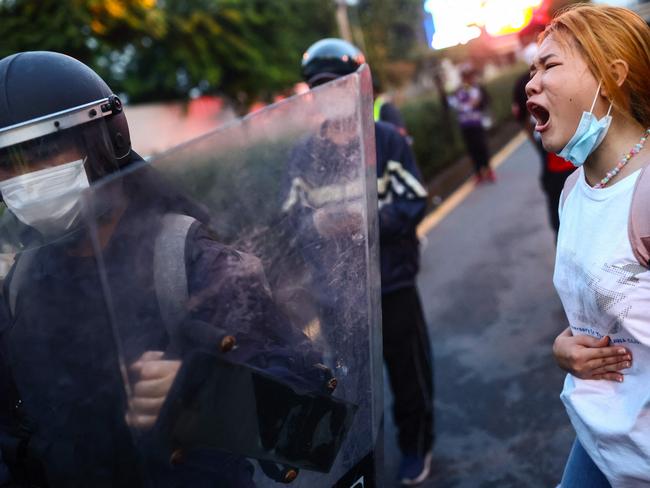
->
xmin=554 ymin=166 xmax=650 ymax=487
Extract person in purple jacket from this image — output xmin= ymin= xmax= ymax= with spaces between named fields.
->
xmin=449 ymin=64 xmax=495 ymax=183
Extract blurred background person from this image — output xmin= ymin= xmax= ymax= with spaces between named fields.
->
xmin=449 ymin=64 xmax=495 ymax=183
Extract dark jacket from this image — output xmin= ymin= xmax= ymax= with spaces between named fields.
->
xmin=375 ymin=121 xmax=427 ymax=294
xmin=0 ymin=163 xmax=322 ymax=488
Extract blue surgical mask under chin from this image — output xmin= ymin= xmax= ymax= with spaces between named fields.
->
xmin=558 ymin=83 xmax=613 ymax=167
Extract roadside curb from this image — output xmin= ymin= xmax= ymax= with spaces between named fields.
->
xmin=417 ymin=131 xmax=526 ymax=238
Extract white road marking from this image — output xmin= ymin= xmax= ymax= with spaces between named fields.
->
xmin=417 ymin=131 xmax=527 ymax=238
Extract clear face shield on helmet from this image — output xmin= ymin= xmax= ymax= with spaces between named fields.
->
xmin=0 ymin=97 xmax=122 ymax=246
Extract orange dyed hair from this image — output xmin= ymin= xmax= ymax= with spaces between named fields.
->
xmin=540 ymin=3 xmax=650 ymax=127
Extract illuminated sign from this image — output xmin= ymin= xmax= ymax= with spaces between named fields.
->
xmin=423 ymin=0 xmax=543 ymax=49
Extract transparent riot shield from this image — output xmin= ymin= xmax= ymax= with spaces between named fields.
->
xmin=0 ymin=67 xmax=382 ymax=488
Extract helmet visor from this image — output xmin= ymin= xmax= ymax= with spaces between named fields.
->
xmin=0 ymin=97 xmax=120 ymax=182
xmin=0 ymin=117 xmax=116 ymax=248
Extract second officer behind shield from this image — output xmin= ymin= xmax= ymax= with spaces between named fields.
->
xmin=288 ymin=39 xmax=435 ymax=486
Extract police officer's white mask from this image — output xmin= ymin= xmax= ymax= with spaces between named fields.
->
xmin=0 ymin=158 xmax=90 ymax=236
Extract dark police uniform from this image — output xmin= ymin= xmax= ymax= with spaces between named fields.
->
xmin=0 ymin=161 xmax=322 ymax=488
xmin=375 ymin=122 xmax=433 ymax=457
xmin=284 ymin=120 xmax=434 ymax=458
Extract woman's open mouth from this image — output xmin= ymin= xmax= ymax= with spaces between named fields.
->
xmin=526 ymin=101 xmax=551 ymax=132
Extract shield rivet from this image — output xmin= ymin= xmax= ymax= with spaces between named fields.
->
xmin=220 ymin=335 xmax=236 ymax=352
xmin=283 ymin=468 xmax=298 ymax=483
xmin=170 ymin=449 xmax=185 ymax=466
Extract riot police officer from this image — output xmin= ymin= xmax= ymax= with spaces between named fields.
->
xmin=0 ymin=51 xmax=345 ymax=487
xmin=297 ymin=39 xmax=435 ymax=486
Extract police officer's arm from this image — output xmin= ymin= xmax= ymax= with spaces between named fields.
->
xmin=126 ymin=227 xmax=318 ymax=430
xmin=377 ymin=127 xmax=428 ymax=240
xmin=186 ymin=226 xmax=320 ymax=364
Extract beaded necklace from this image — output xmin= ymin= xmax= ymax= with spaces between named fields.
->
xmin=594 ymin=128 xmax=650 ymax=188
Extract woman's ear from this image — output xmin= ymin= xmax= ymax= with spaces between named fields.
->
xmin=601 ymin=59 xmax=629 ymax=97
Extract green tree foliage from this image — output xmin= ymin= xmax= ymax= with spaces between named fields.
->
xmin=0 ymin=0 xmax=336 ymax=106
xmin=355 ymin=0 xmax=424 ymax=85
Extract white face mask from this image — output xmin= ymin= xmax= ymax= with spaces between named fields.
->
xmin=0 ymin=159 xmax=90 ymax=237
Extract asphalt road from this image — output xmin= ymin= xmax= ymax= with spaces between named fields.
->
xmin=382 ymin=137 xmax=574 ymax=487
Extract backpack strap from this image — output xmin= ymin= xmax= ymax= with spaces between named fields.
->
xmin=8 ymin=250 xmax=37 ymax=318
xmin=7 ymin=214 xmax=197 ymax=336
xmin=628 ymin=165 xmax=650 ymax=268
xmin=153 ymin=214 xmax=197 ymax=337
xmin=559 ymin=167 xmax=581 ymax=211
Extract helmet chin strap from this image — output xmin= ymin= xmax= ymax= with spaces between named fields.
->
xmin=115 ymin=148 xmax=132 ymax=160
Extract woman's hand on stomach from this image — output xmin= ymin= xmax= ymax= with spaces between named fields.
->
xmin=553 ymin=327 xmax=632 ymax=382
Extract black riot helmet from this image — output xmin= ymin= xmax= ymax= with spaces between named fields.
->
xmin=301 ymin=38 xmax=366 ymax=88
xmin=0 ymin=51 xmax=131 ymax=182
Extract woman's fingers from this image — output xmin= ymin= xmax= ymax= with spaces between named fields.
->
xmin=588 ymin=346 xmax=630 ymax=359
xmin=586 ymin=354 xmax=631 ymax=371
xmin=571 ymin=346 xmax=630 ymax=377
xmin=552 ymin=327 xmax=634 ymax=381
xmin=591 ymin=372 xmax=625 ymax=382
xmin=573 ymin=346 xmax=630 ymax=369
xmin=590 ymin=359 xmax=631 ymax=375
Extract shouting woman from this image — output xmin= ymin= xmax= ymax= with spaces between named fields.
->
xmin=527 ymin=4 xmax=650 ymax=487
